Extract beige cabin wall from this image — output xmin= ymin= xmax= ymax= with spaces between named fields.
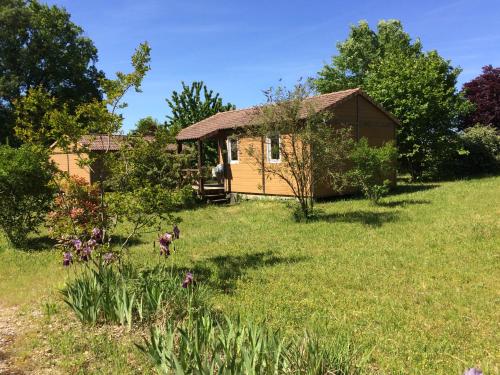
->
xmin=50 ymin=149 xmax=91 ymax=183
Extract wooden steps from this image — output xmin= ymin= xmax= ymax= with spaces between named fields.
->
xmin=192 ymin=183 xmax=229 ymax=204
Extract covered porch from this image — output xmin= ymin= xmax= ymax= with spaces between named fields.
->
xmin=177 ymin=130 xmax=230 ymax=203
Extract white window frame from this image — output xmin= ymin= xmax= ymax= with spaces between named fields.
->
xmin=227 ymin=137 xmax=239 ymax=164
xmin=266 ymin=134 xmax=281 ymax=163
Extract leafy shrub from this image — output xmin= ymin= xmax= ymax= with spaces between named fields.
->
xmin=0 ymin=145 xmax=55 ymax=246
xmin=62 ymin=263 xmax=210 ymax=327
xmin=350 ymin=139 xmax=397 ymax=203
xmin=137 ymin=313 xmax=365 ymax=374
xmin=47 ymin=176 xmax=108 ymax=241
xmin=460 ymin=124 xmax=500 ymax=175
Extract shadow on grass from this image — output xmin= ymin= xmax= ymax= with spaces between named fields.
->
xmin=378 ymin=199 xmax=431 ymax=208
xmin=388 ymin=184 xmax=439 ymax=196
xmin=312 ymin=210 xmax=399 ymax=227
xmin=21 ymin=235 xmax=57 ymax=252
xmin=187 ymin=251 xmax=307 ymax=294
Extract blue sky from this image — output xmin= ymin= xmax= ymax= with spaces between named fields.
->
xmin=46 ymin=0 xmax=500 ymax=132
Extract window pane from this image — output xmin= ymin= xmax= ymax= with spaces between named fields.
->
xmin=270 ymin=135 xmax=280 ymax=160
xmin=230 ymin=139 xmax=238 ymax=161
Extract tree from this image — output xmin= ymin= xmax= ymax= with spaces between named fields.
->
xmin=246 ymin=83 xmax=355 ymax=220
xmin=0 ymin=0 xmax=104 ymax=144
xmin=463 ymin=65 xmax=500 ymax=130
xmin=349 ymin=139 xmax=397 ymax=203
xmin=131 ymin=116 xmax=162 ymax=135
xmin=0 ymin=145 xmax=55 ymax=247
xmin=166 ymin=81 xmax=235 ymax=164
xmin=166 ymin=81 xmax=235 ymax=134
xmin=314 ymin=20 xmax=471 ymax=179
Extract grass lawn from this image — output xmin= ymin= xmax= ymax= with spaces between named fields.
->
xmin=0 ymin=176 xmax=499 ymax=374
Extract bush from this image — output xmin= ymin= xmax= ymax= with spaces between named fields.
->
xmin=460 ymin=124 xmax=500 ymax=175
xmin=47 ymin=176 xmax=108 ymax=241
xmin=62 ymin=263 xmax=210 ymax=327
xmin=350 ymin=139 xmax=397 ymax=203
xmin=137 ymin=313 xmax=365 ymax=374
xmin=0 ymin=145 xmax=55 ymax=246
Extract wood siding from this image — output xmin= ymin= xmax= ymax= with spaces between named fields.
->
xmin=50 ymin=149 xmax=91 ymax=183
xmin=222 ymin=93 xmax=397 ymax=198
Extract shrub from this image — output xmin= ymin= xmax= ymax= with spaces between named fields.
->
xmin=0 ymin=145 xmax=55 ymax=246
xmin=47 ymin=176 xmax=108 ymax=241
xmin=137 ymin=313 xmax=365 ymax=374
xmin=350 ymin=139 xmax=397 ymax=203
xmin=460 ymin=124 xmax=500 ymax=175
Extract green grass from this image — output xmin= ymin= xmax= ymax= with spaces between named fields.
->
xmin=1 ymin=176 xmax=499 ymax=374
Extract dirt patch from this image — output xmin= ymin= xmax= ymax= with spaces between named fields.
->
xmin=0 ymin=305 xmax=23 ymax=374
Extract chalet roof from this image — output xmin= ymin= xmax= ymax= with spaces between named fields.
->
xmin=51 ymin=134 xmax=177 ymax=152
xmin=176 ymin=88 xmax=399 ymax=141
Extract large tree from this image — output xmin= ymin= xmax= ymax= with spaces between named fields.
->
xmin=463 ymin=65 xmax=500 ymax=130
xmin=314 ymin=20 xmax=471 ymax=179
xmin=0 ymin=0 xmax=104 ymax=144
xmin=166 ymin=81 xmax=235 ymax=163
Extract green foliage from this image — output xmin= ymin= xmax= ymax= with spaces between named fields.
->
xmin=350 ymin=139 xmax=397 ymax=203
xmin=166 ymin=81 xmax=235 ymax=133
xmin=47 ymin=176 xmax=107 ymax=240
xmin=138 ymin=312 xmax=363 ymax=374
xmin=166 ymin=81 xmax=235 ymax=164
xmin=0 ymin=0 xmax=104 ymax=144
xmin=62 ymin=263 xmax=211 ymax=327
xmin=0 ymin=145 xmax=55 ymax=246
xmin=314 ymin=20 xmax=472 ymax=179
xmin=107 ymin=131 xmax=195 ymax=191
xmin=459 ymin=124 xmax=500 ymax=174
xmin=108 ymin=186 xmax=190 ymax=249
xmin=131 ymin=116 xmax=162 ymax=135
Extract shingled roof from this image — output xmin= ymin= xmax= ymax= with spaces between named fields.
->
xmin=51 ymin=134 xmax=177 ymax=152
xmin=176 ymin=88 xmax=398 ymax=141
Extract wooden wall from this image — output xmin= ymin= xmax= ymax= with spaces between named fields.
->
xmin=50 ymin=148 xmax=91 ymax=183
xmin=222 ymin=93 xmax=397 ymax=197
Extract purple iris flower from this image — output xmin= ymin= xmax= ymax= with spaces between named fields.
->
xmin=173 ymin=225 xmax=180 ymax=240
xmin=92 ymin=227 xmax=102 ymax=242
xmin=103 ymin=252 xmax=114 ymax=264
xmin=182 ymin=272 xmax=193 ymax=288
xmin=159 ymin=233 xmax=173 ymax=257
xmin=71 ymin=239 xmax=82 ymax=252
xmin=80 ymin=246 xmax=92 ymax=262
xmin=463 ymin=368 xmax=483 ymax=375
xmin=63 ymin=252 xmax=73 ymax=267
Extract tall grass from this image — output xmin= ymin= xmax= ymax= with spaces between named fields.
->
xmin=61 ymin=263 xmax=210 ymax=327
xmin=138 ymin=313 xmax=366 ymax=374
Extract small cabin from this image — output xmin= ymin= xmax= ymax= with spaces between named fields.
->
xmin=50 ymin=134 xmax=175 ymax=184
xmin=176 ymin=88 xmax=399 ymax=199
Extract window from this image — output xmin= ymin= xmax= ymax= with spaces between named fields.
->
xmin=266 ymin=134 xmax=281 ymax=163
xmin=227 ymin=137 xmax=238 ymax=163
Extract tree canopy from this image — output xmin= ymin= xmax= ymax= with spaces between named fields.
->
xmin=166 ymin=81 xmax=235 ymax=134
xmin=314 ymin=20 xmax=471 ymax=179
xmin=131 ymin=116 xmax=162 ymax=135
xmin=0 ymin=0 xmax=104 ymax=144
xmin=463 ymin=65 xmax=500 ymax=130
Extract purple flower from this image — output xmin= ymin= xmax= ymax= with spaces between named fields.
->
xmin=91 ymin=228 xmax=102 ymax=242
xmin=463 ymin=368 xmax=483 ymax=375
xmin=159 ymin=232 xmax=173 ymax=257
xmin=103 ymin=252 xmax=114 ymax=264
xmin=63 ymin=252 xmax=73 ymax=267
xmin=71 ymin=239 xmax=82 ymax=251
xmin=87 ymin=239 xmax=97 ymax=248
xmin=80 ymin=246 xmax=92 ymax=262
xmin=182 ymin=272 xmax=194 ymax=288
xmin=173 ymin=225 xmax=180 ymax=240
